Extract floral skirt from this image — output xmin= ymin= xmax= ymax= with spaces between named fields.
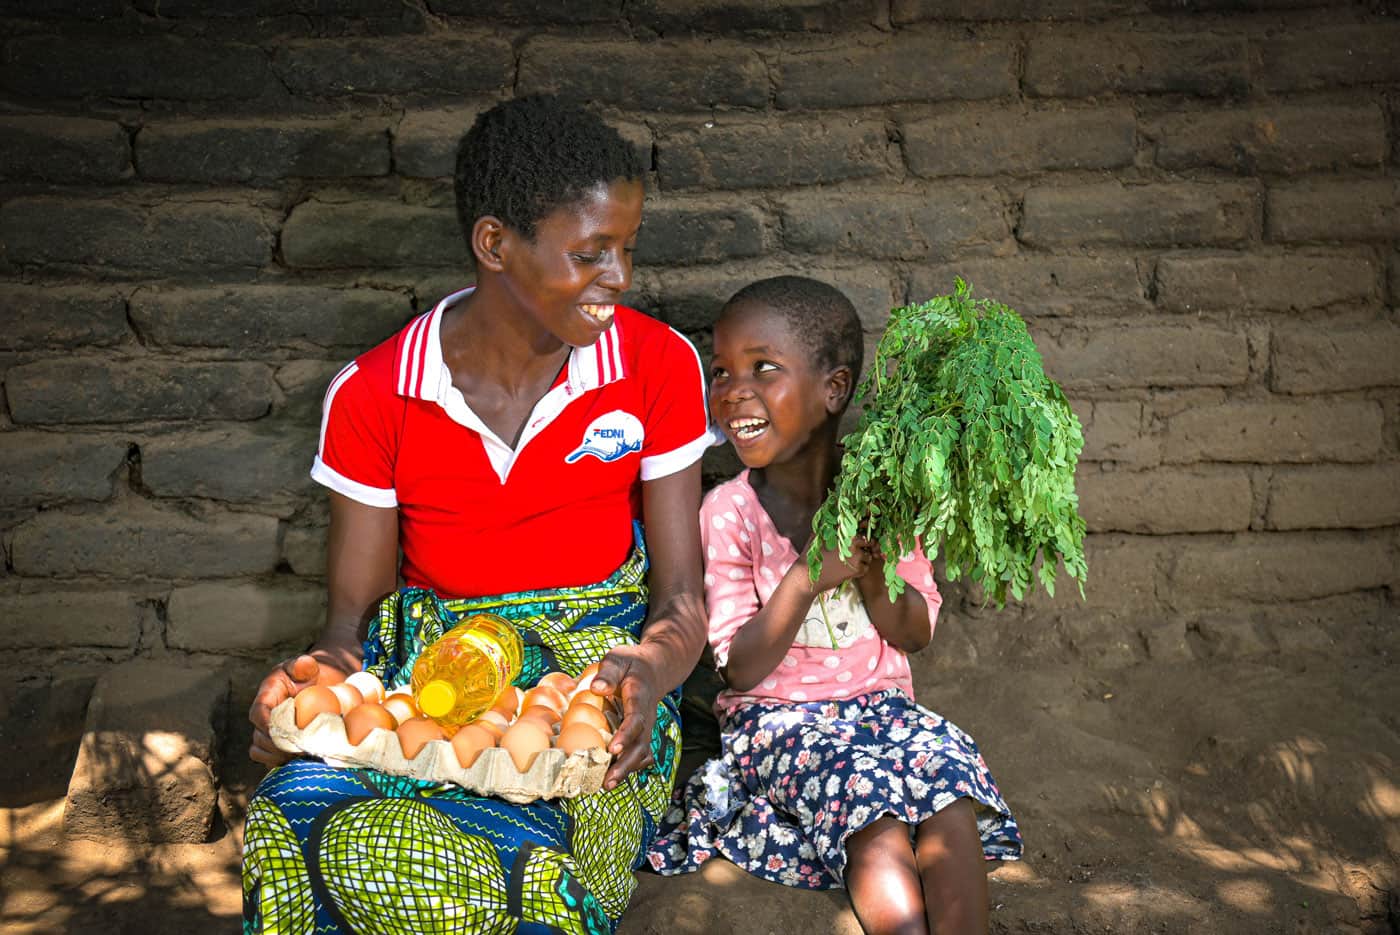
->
xmin=241 ymin=535 xmax=682 ymax=935
xmin=647 ymin=689 xmax=1021 ymax=889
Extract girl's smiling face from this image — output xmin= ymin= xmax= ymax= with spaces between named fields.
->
xmin=708 ymin=300 xmax=843 ymax=469
xmin=491 ymin=179 xmax=642 ymax=348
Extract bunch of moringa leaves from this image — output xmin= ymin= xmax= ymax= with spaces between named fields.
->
xmin=809 ymin=278 xmax=1088 ymax=607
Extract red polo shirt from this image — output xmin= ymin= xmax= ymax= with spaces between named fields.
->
xmin=311 ymin=288 xmax=714 ymax=598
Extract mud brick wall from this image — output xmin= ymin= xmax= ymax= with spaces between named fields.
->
xmin=1 ymin=1 xmax=1396 ymax=686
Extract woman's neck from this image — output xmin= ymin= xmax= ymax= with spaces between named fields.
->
xmin=440 ymin=284 xmax=569 ymax=397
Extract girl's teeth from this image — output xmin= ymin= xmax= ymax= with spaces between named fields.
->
xmin=581 ymin=303 xmax=615 ymax=322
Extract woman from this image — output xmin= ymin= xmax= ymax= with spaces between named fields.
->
xmin=242 ymin=95 xmax=712 ymax=935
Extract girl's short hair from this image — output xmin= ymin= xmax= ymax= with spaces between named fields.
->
xmin=725 ymin=276 xmax=864 ymax=377
xmin=454 ymin=95 xmax=644 ymax=241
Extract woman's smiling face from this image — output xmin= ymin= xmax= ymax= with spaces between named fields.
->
xmin=708 ymin=300 xmax=836 ymax=469
xmin=495 ymin=178 xmax=643 ymax=348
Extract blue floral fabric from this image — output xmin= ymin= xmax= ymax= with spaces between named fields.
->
xmin=647 ymin=688 xmax=1022 ymax=889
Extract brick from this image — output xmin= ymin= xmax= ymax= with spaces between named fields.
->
xmin=11 ymin=500 xmax=280 ymax=578
xmin=7 ymin=359 xmax=273 ymax=424
xmin=520 ymin=38 xmax=767 ymax=110
xmin=630 ymin=0 xmax=879 ymax=32
xmin=635 ymin=199 xmax=766 ymax=266
xmin=1155 ymin=252 xmax=1379 ymax=313
xmin=2 ymin=36 xmax=273 ymax=100
xmin=281 ymin=199 xmax=466 ymax=268
xmin=1026 ymin=33 xmax=1247 ymax=97
xmin=1162 ymin=400 xmax=1383 ymax=463
xmin=0 ymin=586 xmax=145 ymax=649
xmin=909 ymin=256 xmax=1148 ymax=318
xmin=1391 ymin=249 xmax=1400 ymax=304
xmin=64 ymin=661 xmax=228 ymax=843
xmin=1 ymin=0 xmax=126 ymax=15
xmin=394 ymin=108 xmax=482 ymax=179
xmin=0 ymin=285 xmax=129 ymax=351
xmin=1256 ymin=25 xmax=1400 ymax=92
xmin=0 ymin=433 xmax=127 ymax=507
xmin=657 ymin=118 xmax=891 ymax=191
xmin=1169 ymin=532 xmax=1391 ymax=602
xmin=0 ymin=115 xmax=130 ymax=182
xmin=0 ymin=197 xmax=273 ymax=273
xmin=779 ymin=187 xmax=1010 ymax=259
xmin=137 ymin=118 xmax=390 ymax=183
xmin=1077 ymin=400 xmax=1161 ymax=466
xmin=271 ymin=36 xmax=512 ymax=96
xmin=776 ymin=36 xmax=1016 ymax=109
xmin=140 ymin=425 xmax=317 ymax=505
xmin=1036 ymin=324 xmax=1249 ymax=391
xmin=1266 ymin=465 xmax=1400 ymax=530
xmin=167 ymin=580 xmax=325 ymax=652
xmin=1020 ymin=182 xmax=1259 ymax=248
xmin=129 ymin=284 xmax=412 ymax=350
xmin=1270 ymin=323 xmax=1400 ymax=394
xmin=138 ymin=0 xmax=406 ymax=13
xmin=904 ymin=106 xmax=1135 ymax=178
xmin=283 ymin=521 xmax=328 ymax=577
xmin=1078 ymin=466 xmax=1252 ymax=533
xmin=644 ymin=263 xmax=898 ymax=334
xmin=429 ymin=0 xmax=621 ymax=19
xmin=1267 ymin=180 xmax=1400 ymax=243
xmin=275 ymin=359 xmax=346 ymax=424
xmin=894 ymin=0 xmax=1134 ymax=19
xmin=1148 ymin=104 xmax=1386 ymax=174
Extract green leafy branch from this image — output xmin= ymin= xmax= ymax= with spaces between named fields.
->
xmin=808 ymin=278 xmax=1088 ymax=607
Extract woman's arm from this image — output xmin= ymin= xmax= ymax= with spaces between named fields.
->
xmin=591 ymin=463 xmax=707 ymax=788
xmin=247 ymin=492 xmax=399 ymax=765
xmin=852 ymin=551 xmax=935 ymax=654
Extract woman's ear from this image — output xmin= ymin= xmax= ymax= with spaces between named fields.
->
xmin=471 ymin=216 xmax=506 ymax=272
xmin=825 ymin=365 xmax=854 ymax=414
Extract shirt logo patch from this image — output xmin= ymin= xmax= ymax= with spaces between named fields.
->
xmin=565 ymin=410 xmax=643 ymax=465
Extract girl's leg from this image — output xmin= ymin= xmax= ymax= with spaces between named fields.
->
xmin=913 ymin=798 xmax=989 ymax=935
xmin=844 ymin=816 xmax=928 ymax=935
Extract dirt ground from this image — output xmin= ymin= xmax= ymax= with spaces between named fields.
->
xmin=3 ymin=618 xmax=1397 ymax=935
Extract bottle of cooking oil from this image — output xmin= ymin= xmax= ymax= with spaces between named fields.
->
xmin=411 ymin=612 xmax=524 ymax=726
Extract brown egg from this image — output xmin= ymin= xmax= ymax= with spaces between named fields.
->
xmin=568 ymin=685 xmax=610 ymax=713
xmin=521 ymin=684 xmax=567 ymax=716
xmin=538 ymin=671 xmax=577 ymax=697
xmin=500 ymin=719 xmax=553 ymax=772
xmin=294 ymin=685 xmax=342 ymax=729
xmin=344 ymin=671 xmax=385 ymax=705
xmin=520 ymin=704 xmax=561 ymax=729
xmin=555 ymin=722 xmax=607 ymax=755
xmin=562 ymin=701 xmax=611 ymax=736
xmin=381 ymin=693 xmax=419 ymax=725
xmin=575 ymin=662 xmax=602 ymax=692
xmin=343 ymin=702 xmax=397 ymax=745
xmin=396 ymin=716 xmax=447 ymax=759
xmin=451 ymin=724 xmax=498 ymax=769
xmin=476 ymin=709 xmax=511 ymax=736
xmin=489 ymin=685 xmax=523 ymax=719
xmin=329 ymin=682 xmax=364 ymax=714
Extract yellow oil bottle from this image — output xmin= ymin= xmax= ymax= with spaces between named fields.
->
xmin=410 ymin=613 xmax=524 ymax=726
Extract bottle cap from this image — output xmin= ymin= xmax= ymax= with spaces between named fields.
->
xmin=417 ymin=680 xmax=457 ymax=719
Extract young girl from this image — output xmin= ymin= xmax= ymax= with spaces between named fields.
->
xmin=649 ymin=276 xmax=1022 ymax=935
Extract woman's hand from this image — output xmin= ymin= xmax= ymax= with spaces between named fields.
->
xmin=247 ymin=654 xmax=352 ymax=767
xmin=589 ymin=643 xmax=669 ymax=789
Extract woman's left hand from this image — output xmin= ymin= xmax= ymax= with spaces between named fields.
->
xmin=589 ymin=642 xmax=668 ymax=789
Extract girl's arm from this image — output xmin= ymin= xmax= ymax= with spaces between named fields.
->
xmin=721 ymin=540 xmax=869 ymax=692
xmin=248 ymin=492 xmax=399 ymax=765
xmin=590 ymin=462 xmax=708 ymax=788
xmin=852 ymin=549 xmax=935 ymax=654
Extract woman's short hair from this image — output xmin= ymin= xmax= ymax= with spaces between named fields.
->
xmin=454 ymin=95 xmax=644 ymax=241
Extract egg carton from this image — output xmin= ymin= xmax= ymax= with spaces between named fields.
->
xmin=268 ymin=698 xmax=610 ymax=803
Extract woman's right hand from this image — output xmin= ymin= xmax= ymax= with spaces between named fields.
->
xmin=247 ymin=654 xmax=351 ymax=766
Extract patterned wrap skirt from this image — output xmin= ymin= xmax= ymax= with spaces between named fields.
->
xmin=647 ymin=689 xmax=1021 ymax=889
xmin=241 ymin=536 xmax=682 ymax=935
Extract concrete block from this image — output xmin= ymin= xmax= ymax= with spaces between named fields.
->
xmin=1256 ymin=25 xmax=1400 ymax=91
xmin=2 ymin=35 xmax=272 ymax=99
xmin=137 ymin=118 xmax=391 ymax=183
xmin=629 ymin=0 xmax=879 ymax=33
xmin=1155 ymin=251 xmax=1379 ymax=313
xmin=281 ymin=199 xmax=466 ymax=268
xmin=270 ymin=36 xmax=512 ymax=96
xmin=1035 ymin=324 xmax=1249 ymax=391
xmin=167 ymin=580 xmax=325 ymax=652
xmin=894 ymin=0 xmax=1134 ymax=19
xmin=139 ymin=424 xmax=318 ymax=504
xmin=1026 ymin=33 xmax=1247 ymax=97
xmin=394 ymin=107 xmax=484 ymax=179
xmin=658 ymin=118 xmax=892 ymax=191
xmin=1148 ymin=104 xmax=1386 ymax=174
xmin=910 ymin=256 xmax=1149 ymax=318
xmin=904 ymin=106 xmax=1135 ymax=177
xmin=779 ymin=187 xmax=1011 ymax=259
xmin=0 ymin=586 xmax=147 ymax=649
xmin=6 ymin=359 xmax=274 ymax=424
xmin=634 ymin=198 xmax=767 ymax=266
xmin=1078 ymin=466 xmax=1253 ymax=534
xmin=1021 ymin=181 xmax=1259 ymax=248
xmin=64 ymin=660 xmax=230 ymax=843
xmin=776 ymin=35 xmax=1016 ymax=108
xmin=1266 ymin=465 xmax=1400 ymax=530
xmin=1076 ymin=400 xmax=1161 ymax=466
xmin=1171 ymin=532 xmax=1394 ymax=604
xmin=521 ymin=38 xmax=767 ymax=110
xmin=0 ymin=432 xmax=127 ymax=507
xmin=1162 ymin=400 xmax=1383 ymax=463
xmin=0 ymin=284 xmax=129 ymax=351
xmin=1267 ymin=180 xmax=1400 ymax=243
xmin=1270 ymin=323 xmax=1400 ymax=393
xmin=0 ymin=115 xmax=131 ymax=182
